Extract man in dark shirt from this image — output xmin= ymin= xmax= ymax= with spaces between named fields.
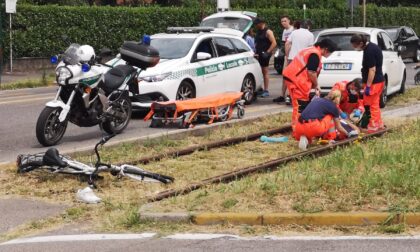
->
xmin=294 ymin=90 xmax=354 ymax=150
xmin=351 ymin=34 xmax=385 ymax=132
xmin=254 ymin=17 xmax=277 ymax=98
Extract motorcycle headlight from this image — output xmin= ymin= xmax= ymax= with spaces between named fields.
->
xmin=139 ymin=72 xmax=172 ymax=83
xmin=56 ymin=67 xmax=72 ymax=85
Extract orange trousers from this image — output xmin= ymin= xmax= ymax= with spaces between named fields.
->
xmin=287 ymin=80 xmax=310 ymax=135
xmin=294 ymin=115 xmax=336 ymax=143
xmin=363 ymin=82 xmax=384 ymax=132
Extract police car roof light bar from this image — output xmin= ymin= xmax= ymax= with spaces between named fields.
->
xmin=167 ymin=27 xmax=215 ymax=34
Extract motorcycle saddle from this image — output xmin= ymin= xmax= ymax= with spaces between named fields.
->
xmin=103 ymin=65 xmax=136 ymax=93
xmin=43 ymin=148 xmax=67 ymax=167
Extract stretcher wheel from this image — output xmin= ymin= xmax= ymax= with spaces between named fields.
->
xmin=218 ymin=106 xmax=229 ymax=122
xmin=237 ymin=107 xmax=245 ymax=119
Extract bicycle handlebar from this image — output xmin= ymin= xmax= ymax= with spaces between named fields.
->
xmin=99 ymin=134 xmax=116 ymax=145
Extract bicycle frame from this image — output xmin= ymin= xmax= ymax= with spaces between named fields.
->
xmin=17 ymin=133 xmax=174 ymax=187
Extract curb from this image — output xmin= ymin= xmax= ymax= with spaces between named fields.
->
xmin=138 ymin=211 xmax=420 ymax=226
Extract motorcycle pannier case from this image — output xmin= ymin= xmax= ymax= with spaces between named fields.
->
xmin=120 ymin=41 xmax=160 ymax=69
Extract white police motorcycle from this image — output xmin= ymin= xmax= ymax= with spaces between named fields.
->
xmin=36 ymin=40 xmax=159 ymax=146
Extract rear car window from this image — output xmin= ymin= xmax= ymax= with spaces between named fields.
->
xmin=214 ymin=38 xmax=236 ymax=56
xmin=317 ymin=33 xmax=371 ymax=51
xmin=201 ymin=17 xmax=251 ymax=32
xmin=151 ymin=38 xmax=195 ymax=59
xmin=230 ymin=38 xmax=251 ymax=53
xmin=383 ymin=28 xmax=398 ymax=41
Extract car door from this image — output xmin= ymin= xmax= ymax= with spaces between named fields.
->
xmin=212 ymin=37 xmax=239 ymax=93
xmin=378 ymin=32 xmax=400 ymax=90
xmin=403 ymin=27 xmax=418 ymax=59
xmin=190 ymin=37 xmax=224 ymax=96
xmin=226 ymin=37 xmax=254 ymax=91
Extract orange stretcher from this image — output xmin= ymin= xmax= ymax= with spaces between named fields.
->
xmin=144 ymin=92 xmax=245 ymax=128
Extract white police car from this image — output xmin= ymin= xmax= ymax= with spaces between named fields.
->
xmin=124 ymin=27 xmax=263 ymax=109
xmin=316 ymin=27 xmax=407 ymax=108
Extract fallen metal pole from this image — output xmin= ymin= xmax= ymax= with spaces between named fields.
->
xmin=149 ymin=128 xmax=389 ymax=202
xmin=123 ymin=124 xmax=291 ymax=166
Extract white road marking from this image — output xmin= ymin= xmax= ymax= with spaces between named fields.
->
xmin=2 ymin=233 xmax=420 ymax=245
xmin=0 ymin=94 xmax=52 ymax=105
xmin=0 ymin=233 xmax=157 ymax=245
xmin=164 ymin=233 xmax=420 ymax=241
xmin=260 ymin=235 xmax=420 ymax=241
xmin=164 ymin=233 xmax=243 ymax=240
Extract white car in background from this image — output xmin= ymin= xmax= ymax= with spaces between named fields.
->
xmin=116 ymin=27 xmax=263 ymax=109
xmin=316 ymin=27 xmax=407 ymax=108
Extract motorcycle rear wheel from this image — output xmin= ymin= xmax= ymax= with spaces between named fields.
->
xmin=101 ymin=94 xmax=132 ymax=134
xmin=36 ymin=107 xmax=68 ymax=146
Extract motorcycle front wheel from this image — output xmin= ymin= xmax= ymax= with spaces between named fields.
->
xmin=101 ymin=94 xmax=132 ymax=134
xmin=36 ymin=107 xmax=68 ymax=146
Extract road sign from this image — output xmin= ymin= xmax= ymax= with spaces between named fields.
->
xmin=217 ymin=0 xmax=230 ymax=12
xmin=6 ymin=0 xmax=17 ymax=14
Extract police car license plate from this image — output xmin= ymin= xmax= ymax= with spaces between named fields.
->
xmin=323 ymin=63 xmax=352 ymax=70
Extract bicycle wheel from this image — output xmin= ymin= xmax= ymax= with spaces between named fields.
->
xmin=16 ymin=153 xmax=45 ymax=173
xmin=123 ymin=166 xmax=174 ymax=184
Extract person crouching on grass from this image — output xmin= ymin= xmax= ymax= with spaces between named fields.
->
xmin=294 ymin=90 xmax=359 ymax=150
xmin=282 ymin=39 xmax=337 ymax=137
xmin=331 ymin=78 xmax=365 ymax=122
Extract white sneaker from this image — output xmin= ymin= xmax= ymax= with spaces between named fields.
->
xmin=298 ymin=135 xmax=308 ymax=150
xmin=76 ymin=186 xmax=101 ymax=204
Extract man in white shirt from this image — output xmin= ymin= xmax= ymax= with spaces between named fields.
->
xmin=285 ymin=20 xmax=314 ymax=64
xmin=273 ymin=15 xmax=294 ymax=103
xmin=281 ymin=15 xmax=294 ymax=43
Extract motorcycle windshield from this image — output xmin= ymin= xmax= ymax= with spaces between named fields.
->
xmin=62 ymin=43 xmax=81 ymax=65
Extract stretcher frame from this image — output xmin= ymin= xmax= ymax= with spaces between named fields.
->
xmin=144 ymin=92 xmax=245 ymax=128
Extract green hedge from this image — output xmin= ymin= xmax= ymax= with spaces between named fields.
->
xmin=255 ymin=6 xmax=420 ymax=41
xmin=2 ymin=5 xmax=420 ymax=58
xmin=4 ymin=5 xmax=208 ymax=58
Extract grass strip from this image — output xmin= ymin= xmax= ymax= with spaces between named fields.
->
xmin=387 ymin=86 xmax=420 ymax=106
xmin=148 ymin=119 xmax=420 ymax=214
xmin=0 ymin=73 xmax=55 ymax=90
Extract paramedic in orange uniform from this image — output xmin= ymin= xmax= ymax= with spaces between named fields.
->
xmin=331 ymin=78 xmax=364 ymax=119
xmin=282 ymin=39 xmax=337 ymax=134
xmin=294 ymin=90 xmax=352 ymax=150
xmin=350 ymin=34 xmax=385 ymax=132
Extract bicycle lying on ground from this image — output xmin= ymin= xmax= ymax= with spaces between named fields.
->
xmin=16 ymin=134 xmax=174 ymax=187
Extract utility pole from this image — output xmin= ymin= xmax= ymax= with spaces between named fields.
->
xmin=348 ymin=0 xmax=359 ymax=27
xmin=0 ymin=8 xmax=3 ymax=85
xmin=200 ymin=0 xmax=205 ymax=19
xmin=363 ymin=0 xmax=366 ymax=27
xmin=5 ymin=0 xmax=17 ymax=73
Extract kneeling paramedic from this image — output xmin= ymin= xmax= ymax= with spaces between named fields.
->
xmin=282 ymin=39 xmax=337 ymax=135
xmin=331 ymin=78 xmax=364 ymax=121
xmin=294 ymin=90 xmax=355 ymax=150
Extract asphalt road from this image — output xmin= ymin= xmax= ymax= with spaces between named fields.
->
xmin=0 ymin=70 xmax=287 ymax=164
xmin=0 ymin=63 xmax=417 ymax=164
xmin=1 ymin=233 xmax=419 ymax=252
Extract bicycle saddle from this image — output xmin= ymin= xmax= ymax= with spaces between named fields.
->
xmin=43 ymin=148 xmax=67 ymax=167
